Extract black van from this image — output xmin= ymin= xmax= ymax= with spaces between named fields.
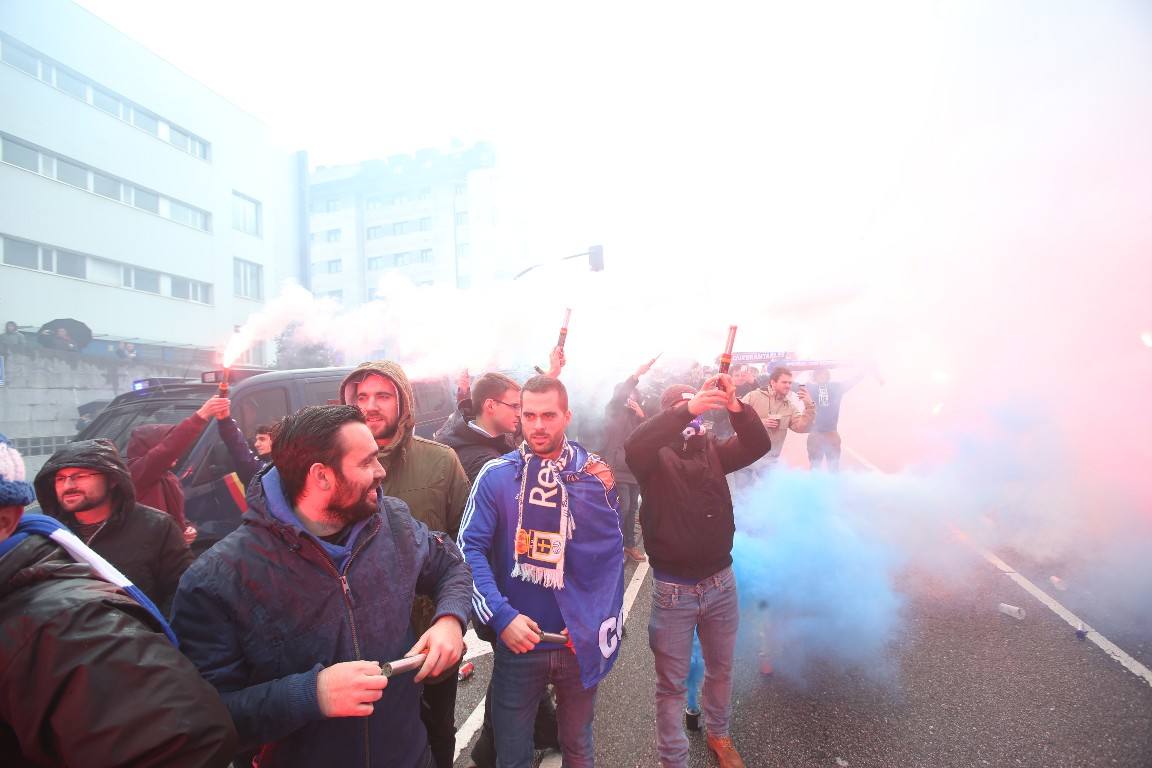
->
xmin=75 ymin=366 xmax=455 ymax=552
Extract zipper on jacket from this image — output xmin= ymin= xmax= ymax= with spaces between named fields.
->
xmin=301 ymin=521 xmax=377 ymax=768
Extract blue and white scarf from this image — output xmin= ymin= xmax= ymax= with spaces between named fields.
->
xmin=0 ymin=513 xmax=178 ymax=645
xmin=513 ymin=442 xmax=575 ymax=589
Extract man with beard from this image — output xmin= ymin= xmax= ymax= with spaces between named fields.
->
xmin=0 ymin=434 xmax=238 ymax=766
xmin=340 ymin=361 xmax=471 ymax=768
xmin=34 ymin=439 xmax=193 ymax=614
xmin=459 ymin=376 xmax=625 ymax=768
xmin=172 ymin=406 xmax=472 ymax=768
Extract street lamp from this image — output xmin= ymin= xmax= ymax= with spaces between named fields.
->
xmin=513 ymin=245 xmax=605 ymax=280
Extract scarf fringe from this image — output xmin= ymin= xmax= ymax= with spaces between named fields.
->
xmin=511 ymin=562 xmax=566 ymax=589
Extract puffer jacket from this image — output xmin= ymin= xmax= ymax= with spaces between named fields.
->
xmin=171 ymin=464 xmax=473 ymax=768
xmin=624 ymin=404 xmax=771 ymax=581
xmin=0 ymin=532 xmax=236 ymax=767
xmin=33 ymin=439 xmax=193 ymax=613
xmin=126 ymin=414 xmax=211 ymax=528
xmin=340 ymin=361 xmax=471 ymax=634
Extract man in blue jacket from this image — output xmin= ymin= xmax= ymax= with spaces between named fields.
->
xmin=459 ymin=376 xmax=625 ymax=768
xmin=172 ymin=405 xmax=472 ymax=768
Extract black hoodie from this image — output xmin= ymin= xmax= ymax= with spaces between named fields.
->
xmin=435 ymin=400 xmax=515 ymax=483
xmin=624 ymin=405 xmax=771 ymax=581
xmin=33 ymin=439 xmax=193 ymax=613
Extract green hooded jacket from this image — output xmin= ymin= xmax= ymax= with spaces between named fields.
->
xmin=340 ymin=360 xmax=468 ymax=524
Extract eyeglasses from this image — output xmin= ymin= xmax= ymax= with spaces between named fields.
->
xmin=494 ymin=399 xmax=522 ymax=413
xmin=54 ymin=471 xmax=102 ymax=486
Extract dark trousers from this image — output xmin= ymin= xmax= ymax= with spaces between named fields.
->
xmin=470 ymin=679 xmax=560 ymax=767
xmin=807 ymin=430 xmax=843 ymax=472
xmin=617 ymin=482 xmax=640 ymax=548
xmin=421 ymin=672 xmax=459 ymax=768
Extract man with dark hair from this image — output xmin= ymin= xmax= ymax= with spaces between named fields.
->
xmin=0 ymin=434 xmax=238 ymax=766
xmin=172 ymin=405 xmax=472 ymax=768
xmin=460 ymin=376 xmax=625 ymax=768
xmin=439 ymin=371 xmax=522 ymax=483
xmin=625 ymin=375 xmax=771 ymax=768
xmin=253 ymin=424 xmax=275 ymax=458
xmin=739 ymin=366 xmax=816 ymax=470
xmin=340 ymin=361 xmax=471 ymax=767
xmin=33 ymin=439 xmax=193 ymax=614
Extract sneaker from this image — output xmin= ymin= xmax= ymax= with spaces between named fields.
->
xmin=624 ymin=546 xmax=647 ymax=562
xmin=706 ymin=734 xmax=746 ymax=768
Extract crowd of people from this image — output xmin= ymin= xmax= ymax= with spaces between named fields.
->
xmin=0 ymin=345 xmax=865 ymax=768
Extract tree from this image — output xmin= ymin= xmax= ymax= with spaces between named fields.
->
xmin=274 ymin=324 xmax=340 ymax=370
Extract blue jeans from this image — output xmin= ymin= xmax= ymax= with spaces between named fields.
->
xmin=648 ymin=567 xmax=740 ymax=768
xmin=491 ymin=645 xmax=599 ymax=768
xmin=618 ymin=482 xmax=640 ymax=548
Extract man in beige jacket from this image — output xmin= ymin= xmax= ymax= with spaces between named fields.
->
xmin=739 ymin=366 xmax=816 ymax=470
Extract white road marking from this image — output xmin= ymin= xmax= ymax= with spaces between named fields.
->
xmin=846 ymin=443 xmax=1152 ymax=689
xmin=453 ymin=560 xmax=652 ymax=763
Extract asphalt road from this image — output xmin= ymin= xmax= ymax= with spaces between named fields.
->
xmin=451 ymin=551 xmax=1152 ymax=768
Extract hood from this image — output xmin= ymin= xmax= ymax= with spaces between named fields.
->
xmin=33 ymin=439 xmax=135 ymax=523
xmin=339 ymin=360 xmax=416 ymax=463
xmin=126 ymin=423 xmax=177 ymax=461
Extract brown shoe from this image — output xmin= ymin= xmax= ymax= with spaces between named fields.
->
xmin=624 ymin=546 xmax=647 ymax=562
xmin=706 ymin=734 xmax=746 ymax=768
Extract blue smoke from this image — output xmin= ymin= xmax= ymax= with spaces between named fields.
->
xmin=730 ymin=468 xmax=905 ymax=684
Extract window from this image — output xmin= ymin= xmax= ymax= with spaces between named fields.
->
xmin=3 ymin=238 xmax=38 ymax=269
xmin=55 ymin=157 xmax=88 ymax=189
xmin=1 ymin=42 xmax=38 ymax=76
xmin=55 ymin=249 xmax=86 ymax=278
xmin=171 ymin=277 xmax=212 ymax=303
xmin=41 ymin=249 xmax=54 ymax=271
xmin=367 ymin=195 xmax=385 ymax=209
xmin=325 ymin=199 xmax=341 ymax=212
xmin=169 ymin=201 xmax=207 ymax=230
xmin=133 ymin=187 xmax=160 ymax=214
xmin=92 ymin=88 xmax=121 ymax=117
xmin=455 ymin=212 xmax=468 ymax=227
xmin=2 ymin=137 xmax=39 ymax=172
xmin=55 ymin=68 xmax=87 ymax=99
xmin=418 ymin=249 xmax=432 ymax=263
xmin=190 ymin=138 xmax=209 ymax=160
xmin=232 ymin=192 xmax=262 ymax=236
xmin=418 ymin=187 xmax=433 ymax=200
xmin=326 ymin=259 xmax=342 ymax=274
xmin=392 ymin=221 xmax=411 ymax=236
xmin=93 ymin=172 xmax=121 ymax=200
xmin=419 ymin=217 xmax=432 ymax=231
xmin=455 ymin=182 xmax=468 ymax=196
xmin=169 ymin=128 xmax=190 ymax=151
xmin=367 ymin=225 xmax=386 ymax=239
xmin=234 ymin=258 xmax=263 ymax=300
xmin=123 ymin=266 xmax=160 ymax=293
xmin=131 ymin=108 xmax=159 ymax=136
xmin=395 ymin=251 xmax=412 ymax=266
xmin=456 ymin=242 xmax=470 ymax=259
xmin=367 ymin=256 xmax=388 ymax=270
xmin=325 ymin=229 xmax=342 ymax=243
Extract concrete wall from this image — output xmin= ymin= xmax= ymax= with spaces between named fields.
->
xmin=0 ymin=347 xmax=201 ymax=472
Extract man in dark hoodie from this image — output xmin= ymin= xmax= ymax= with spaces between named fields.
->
xmin=624 ymin=375 xmax=771 ymax=768
xmin=34 ymin=438 xmax=193 ymax=614
xmin=601 ymin=356 xmax=659 ymax=562
xmin=126 ymin=394 xmax=230 ymax=540
xmin=172 ymin=405 xmax=471 ymax=768
xmin=340 ymin=361 xmax=471 ymax=768
xmin=0 ymin=434 xmax=238 ymax=767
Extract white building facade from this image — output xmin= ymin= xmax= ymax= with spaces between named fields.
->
xmin=0 ymin=0 xmax=306 ymax=363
